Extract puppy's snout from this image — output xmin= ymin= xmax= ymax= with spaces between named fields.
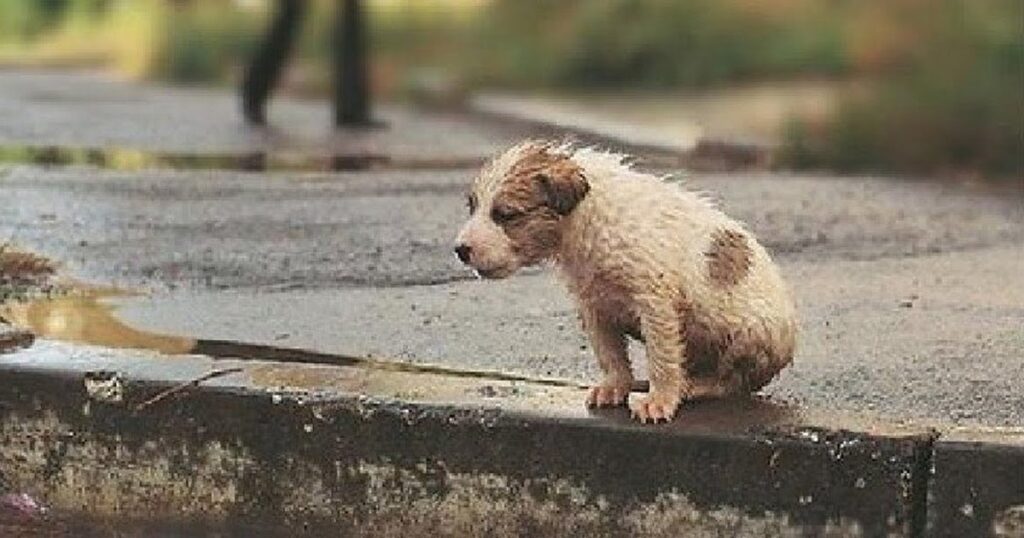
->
xmin=454 ymin=244 xmax=472 ymax=264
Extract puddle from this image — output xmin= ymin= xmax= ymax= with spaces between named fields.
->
xmin=0 ymin=292 xmax=596 ymax=391
xmin=0 ymin=144 xmax=483 ymax=173
xmin=0 ymin=292 xmax=195 ymax=355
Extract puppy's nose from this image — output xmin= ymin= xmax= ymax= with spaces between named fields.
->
xmin=454 ymin=244 xmax=472 ymax=264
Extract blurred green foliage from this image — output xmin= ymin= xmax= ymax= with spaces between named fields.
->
xmin=0 ymin=0 xmax=69 ymax=41
xmin=0 ymin=0 xmax=1020 ymax=177
xmin=153 ymin=5 xmax=262 ymax=83
xmin=0 ymin=0 xmax=884 ymax=89
xmin=470 ymin=0 xmax=848 ymax=88
xmin=780 ymin=0 xmax=1022 ymax=178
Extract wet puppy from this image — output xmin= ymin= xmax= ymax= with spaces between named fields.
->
xmin=454 ymin=141 xmax=796 ymax=423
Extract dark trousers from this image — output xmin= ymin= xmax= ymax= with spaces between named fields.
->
xmin=241 ymin=0 xmax=370 ymax=127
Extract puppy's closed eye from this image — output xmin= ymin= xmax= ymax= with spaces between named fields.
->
xmin=490 ymin=205 xmax=525 ymax=224
xmin=466 ymin=193 xmax=478 ymax=215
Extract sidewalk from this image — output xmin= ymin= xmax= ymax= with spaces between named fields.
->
xmin=0 ymin=69 xmax=515 ymax=163
xmin=471 ymin=81 xmax=845 ymax=151
xmin=1 ymin=69 xmax=1022 ymax=536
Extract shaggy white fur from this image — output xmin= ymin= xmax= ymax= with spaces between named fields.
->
xmin=456 ymin=140 xmax=797 ymax=423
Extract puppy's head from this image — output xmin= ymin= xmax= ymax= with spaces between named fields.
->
xmin=454 ymin=141 xmax=589 ymax=279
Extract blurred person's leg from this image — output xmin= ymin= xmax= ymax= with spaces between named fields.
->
xmin=334 ymin=0 xmax=370 ymax=126
xmin=241 ymin=0 xmax=307 ymax=125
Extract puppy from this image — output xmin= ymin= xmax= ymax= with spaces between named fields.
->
xmin=454 ymin=141 xmax=796 ymax=423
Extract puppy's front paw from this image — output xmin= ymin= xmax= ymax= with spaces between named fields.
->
xmin=629 ymin=392 xmax=680 ymax=423
xmin=585 ymin=383 xmax=631 ymax=408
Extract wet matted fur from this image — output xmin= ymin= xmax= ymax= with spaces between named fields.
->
xmin=455 ymin=140 xmax=797 ymax=423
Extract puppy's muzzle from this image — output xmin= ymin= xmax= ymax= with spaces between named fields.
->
xmin=454 ymin=244 xmax=472 ymax=264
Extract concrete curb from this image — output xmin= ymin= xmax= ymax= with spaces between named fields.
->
xmin=929 ymin=440 xmax=1024 ymax=537
xmin=1 ymin=336 xmax=1021 ymax=537
xmin=0 ymin=361 xmax=946 ymax=537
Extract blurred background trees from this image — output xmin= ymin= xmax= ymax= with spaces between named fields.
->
xmin=0 ymin=0 xmax=1020 ymax=178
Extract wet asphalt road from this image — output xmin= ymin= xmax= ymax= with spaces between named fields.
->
xmin=1 ymin=70 xmax=1023 ymax=428
xmin=3 ymin=165 xmax=1020 ymax=291
xmin=4 ymin=164 xmax=1023 ymax=427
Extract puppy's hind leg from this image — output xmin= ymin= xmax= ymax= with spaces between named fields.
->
xmin=581 ymin=305 xmax=633 ymax=408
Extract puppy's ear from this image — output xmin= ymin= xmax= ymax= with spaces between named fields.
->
xmin=537 ymin=166 xmax=589 ymax=216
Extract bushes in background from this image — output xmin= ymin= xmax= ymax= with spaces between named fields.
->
xmin=780 ymin=0 xmax=1023 ymax=178
xmin=470 ymin=0 xmax=848 ymax=88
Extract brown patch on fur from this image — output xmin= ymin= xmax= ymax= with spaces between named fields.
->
xmin=501 ymin=208 xmax=563 ymax=264
xmin=705 ymin=228 xmax=752 ymax=287
xmin=505 ymin=145 xmax=589 ymax=216
xmin=489 ymin=146 xmax=589 ymax=263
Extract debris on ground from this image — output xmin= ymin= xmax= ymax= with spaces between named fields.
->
xmin=0 ymin=243 xmax=55 ymax=282
xmin=83 ymin=370 xmax=125 ymax=404
xmin=0 ymin=242 xmax=58 ymax=303
xmin=0 ymin=325 xmax=34 ymax=354
xmin=0 ymin=492 xmax=75 ymax=536
xmin=134 ymin=367 xmax=245 ymax=412
xmin=0 ymin=493 xmax=48 ymax=519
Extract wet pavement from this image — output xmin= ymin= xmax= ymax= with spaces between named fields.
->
xmin=0 ymin=70 xmax=515 ymax=161
xmin=2 ymin=69 xmax=1023 ymax=432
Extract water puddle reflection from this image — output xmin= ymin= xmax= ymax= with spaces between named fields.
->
xmin=0 ymin=292 xmax=195 ymax=355
xmin=0 ymin=144 xmax=482 ymax=173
